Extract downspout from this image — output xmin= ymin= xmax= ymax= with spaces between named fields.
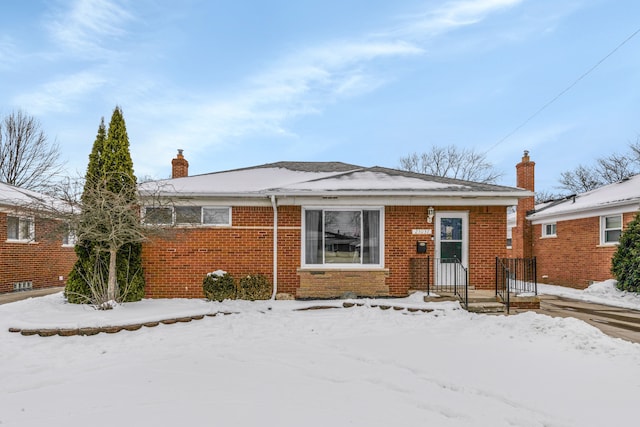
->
xmin=270 ymin=195 xmax=278 ymax=300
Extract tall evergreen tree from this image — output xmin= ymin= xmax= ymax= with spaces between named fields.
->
xmin=65 ymin=107 xmax=146 ymax=305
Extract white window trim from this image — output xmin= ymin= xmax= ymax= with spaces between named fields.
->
xmin=143 ymin=207 xmax=173 ymax=225
xmin=6 ymin=215 xmax=35 ymax=243
xmin=143 ymin=206 xmax=232 ymax=227
xmin=600 ymin=214 xmax=622 ymax=246
xmin=541 ymin=222 xmax=557 ymax=238
xmin=301 ymin=206 xmax=385 ymax=269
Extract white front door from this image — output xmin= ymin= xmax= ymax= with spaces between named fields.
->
xmin=434 ymin=212 xmax=469 ymax=287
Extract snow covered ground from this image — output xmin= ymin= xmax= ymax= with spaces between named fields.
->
xmin=538 ymin=279 xmax=640 ymax=310
xmin=1 ymin=283 xmax=639 ymax=427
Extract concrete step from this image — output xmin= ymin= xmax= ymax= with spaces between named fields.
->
xmin=466 ymin=302 xmax=506 ymax=313
xmin=423 ymin=295 xmax=459 ymax=302
xmin=467 ymin=296 xmax=500 ymax=304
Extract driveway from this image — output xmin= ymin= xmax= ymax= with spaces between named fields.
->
xmin=513 ymin=294 xmax=640 ymax=344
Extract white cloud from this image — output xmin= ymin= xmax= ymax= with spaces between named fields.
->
xmin=108 ymin=1 xmax=527 ymax=176
xmin=129 ymin=39 xmax=424 ymax=174
xmin=0 ymin=37 xmax=19 ymax=70
xmin=47 ymin=0 xmax=133 ymax=56
xmin=14 ymin=70 xmax=107 ymax=115
xmin=391 ymin=0 xmax=522 ymax=39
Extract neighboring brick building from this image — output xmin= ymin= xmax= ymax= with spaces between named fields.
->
xmin=508 ymin=153 xmax=640 ymax=289
xmin=0 ymin=182 xmax=76 ymax=293
xmin=139 ymin=152 xmax=531 ymax=299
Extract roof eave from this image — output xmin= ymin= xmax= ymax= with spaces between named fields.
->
xmin=528 ymin=198 xmax=640 ymax=223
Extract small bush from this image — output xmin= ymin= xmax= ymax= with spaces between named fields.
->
xmin=238 ymin=274 xmax=272 ymax=300
xmin=612 ymin=213 xmax=640 ymax=293
xmin=203 ymin=271 xmax=237 ymax=301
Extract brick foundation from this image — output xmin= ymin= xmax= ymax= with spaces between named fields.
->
xmin=297 ymin=269 xmax=389 ymax=298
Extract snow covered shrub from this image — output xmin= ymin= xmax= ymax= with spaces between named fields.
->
xmin=238 ymin=274 xmax=272 ymax=300
xmin=612 ymin=213 xmax=640 ymax=293
xmin=202 ymin=270 xmax=237 ymax=301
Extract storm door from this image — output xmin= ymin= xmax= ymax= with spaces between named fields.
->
xmin=434 ymin=212 xmax=468 ymax=288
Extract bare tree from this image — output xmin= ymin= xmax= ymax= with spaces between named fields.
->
xmin=558 ymin=165 xmax=603 ymax=194
xmin=16 ymin=173 xmax=175 ymax=309
xmin=535 ymin=190 xmax=567 ymax=204
xmin=0 ymin=110 xmax=64 ymax=191
xmin=399 ymin=145 xmax=503 ymax=183
xmin=629 ymin=137 xmax=640 ymax=162
xmin=558 ymin=140 xmax=640 ymax=193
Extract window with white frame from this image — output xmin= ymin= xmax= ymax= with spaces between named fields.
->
xmin=62 ymin=225 xmax=77 ymax=246
xmin=601 ymin=214 xmax=622 ymax=245
xmin=144 ymin=207 xmax=173 ymax=225
xmin=542 ymin=223 xmax=557 ymax=237
xmin=202 ymin=207 xmax=230 ymax=225
xmin=7 ymin=216 xmax=34 ymax=242
xmin=303 ymin=208 xmax=382 ymax=266
xmin=144 ymin=206 xmax=231 ymax=226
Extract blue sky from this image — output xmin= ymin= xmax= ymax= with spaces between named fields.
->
xmin=1 ymin=0 xmax=639 ymax=192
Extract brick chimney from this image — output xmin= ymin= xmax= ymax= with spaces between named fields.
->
xmin=512 ymin=150 xmax=535 ymax=258
xmin=171 ymin=149 xmax=189 ymax=178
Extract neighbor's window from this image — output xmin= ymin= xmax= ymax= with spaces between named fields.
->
xmin=62 ymin=225 xmax=77 ymax=246
xmin=144 ymin=206 xmax=231 ymax=226
xmin=542 ymin=223 xmax=557 ymax=237
xmin=601 ymin=214 xmax=622 ymax=245
xmin=7 ymin=216 xmax=34 ymax=242
xmin=304 ymin=208 xmax=382 ymax=266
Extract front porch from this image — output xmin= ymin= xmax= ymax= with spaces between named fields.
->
xmin=415 ymin=257 xmax=540 ymax=313
xmin=423 ymin=289 xmax=540 ymax=314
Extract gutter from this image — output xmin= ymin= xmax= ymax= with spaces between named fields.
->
xmin=527 ymin=199 xmax=640 ymax=223
xmin=270 ymin=195 xmax=278 ymax=300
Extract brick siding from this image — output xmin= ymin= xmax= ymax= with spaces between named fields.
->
xmin=143 ymin=204 xmax=509 ymax=298
xmin=533 ymin=212 xmax=636 ymax=289
xmin=0 ymin=213 xmax=76 ymax=293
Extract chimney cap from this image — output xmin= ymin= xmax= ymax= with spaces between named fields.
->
xmin=177 ymin=149 xmax=184 ymax=156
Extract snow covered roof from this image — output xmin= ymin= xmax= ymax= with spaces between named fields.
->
xmin=0 ymin=181 xmax=58 ymax=209
xmin=527 ymin=174 xmax=640 ymax=223
xmin=140 ymin=161 xmax=530 ymax=202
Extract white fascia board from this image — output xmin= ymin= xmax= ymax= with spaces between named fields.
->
xmin=141 ymin=190 xmax=530 ymax=208
xmin=269 ymin=189 xmax=531 ymax=198
xmin=528 ymin=201 xmax=640 ymax=224
xmin=275 ymin=195 xmax=522 ymax=207
xmin=140 ymin=194 xmax=272 ymax=207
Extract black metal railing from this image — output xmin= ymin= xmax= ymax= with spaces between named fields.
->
xmin=426 ymin=257 xmax=469 ymax=309
xmin=495 ymin=257 xmax=537 ymax=313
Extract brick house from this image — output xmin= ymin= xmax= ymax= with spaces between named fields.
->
xmin=139 ymin=151 xmax=531 ymax=299
xmin=0 ymin=182 xmax=76 ymax=293
xmin=508 ymin=152 xmax=640 ymax=289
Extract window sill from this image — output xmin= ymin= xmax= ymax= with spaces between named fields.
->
xmin=597 ymin=243 xmax=619 ymax=248
xmin=6 ymin=240 xmax=37 ymax=244
xmin=540 ymin=235 xmax=557 ymax=239
xmin=298 ymin=266 xmax=389 ymax=273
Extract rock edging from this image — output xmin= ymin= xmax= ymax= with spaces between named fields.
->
xmin=7 ymin=311 xmax=236 ymax=337
xmin=8 ymin=302 xmax=435 ymax=337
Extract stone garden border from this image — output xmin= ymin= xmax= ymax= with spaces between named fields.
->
xmin=8 ymin=302 xmax=435 ymax=337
